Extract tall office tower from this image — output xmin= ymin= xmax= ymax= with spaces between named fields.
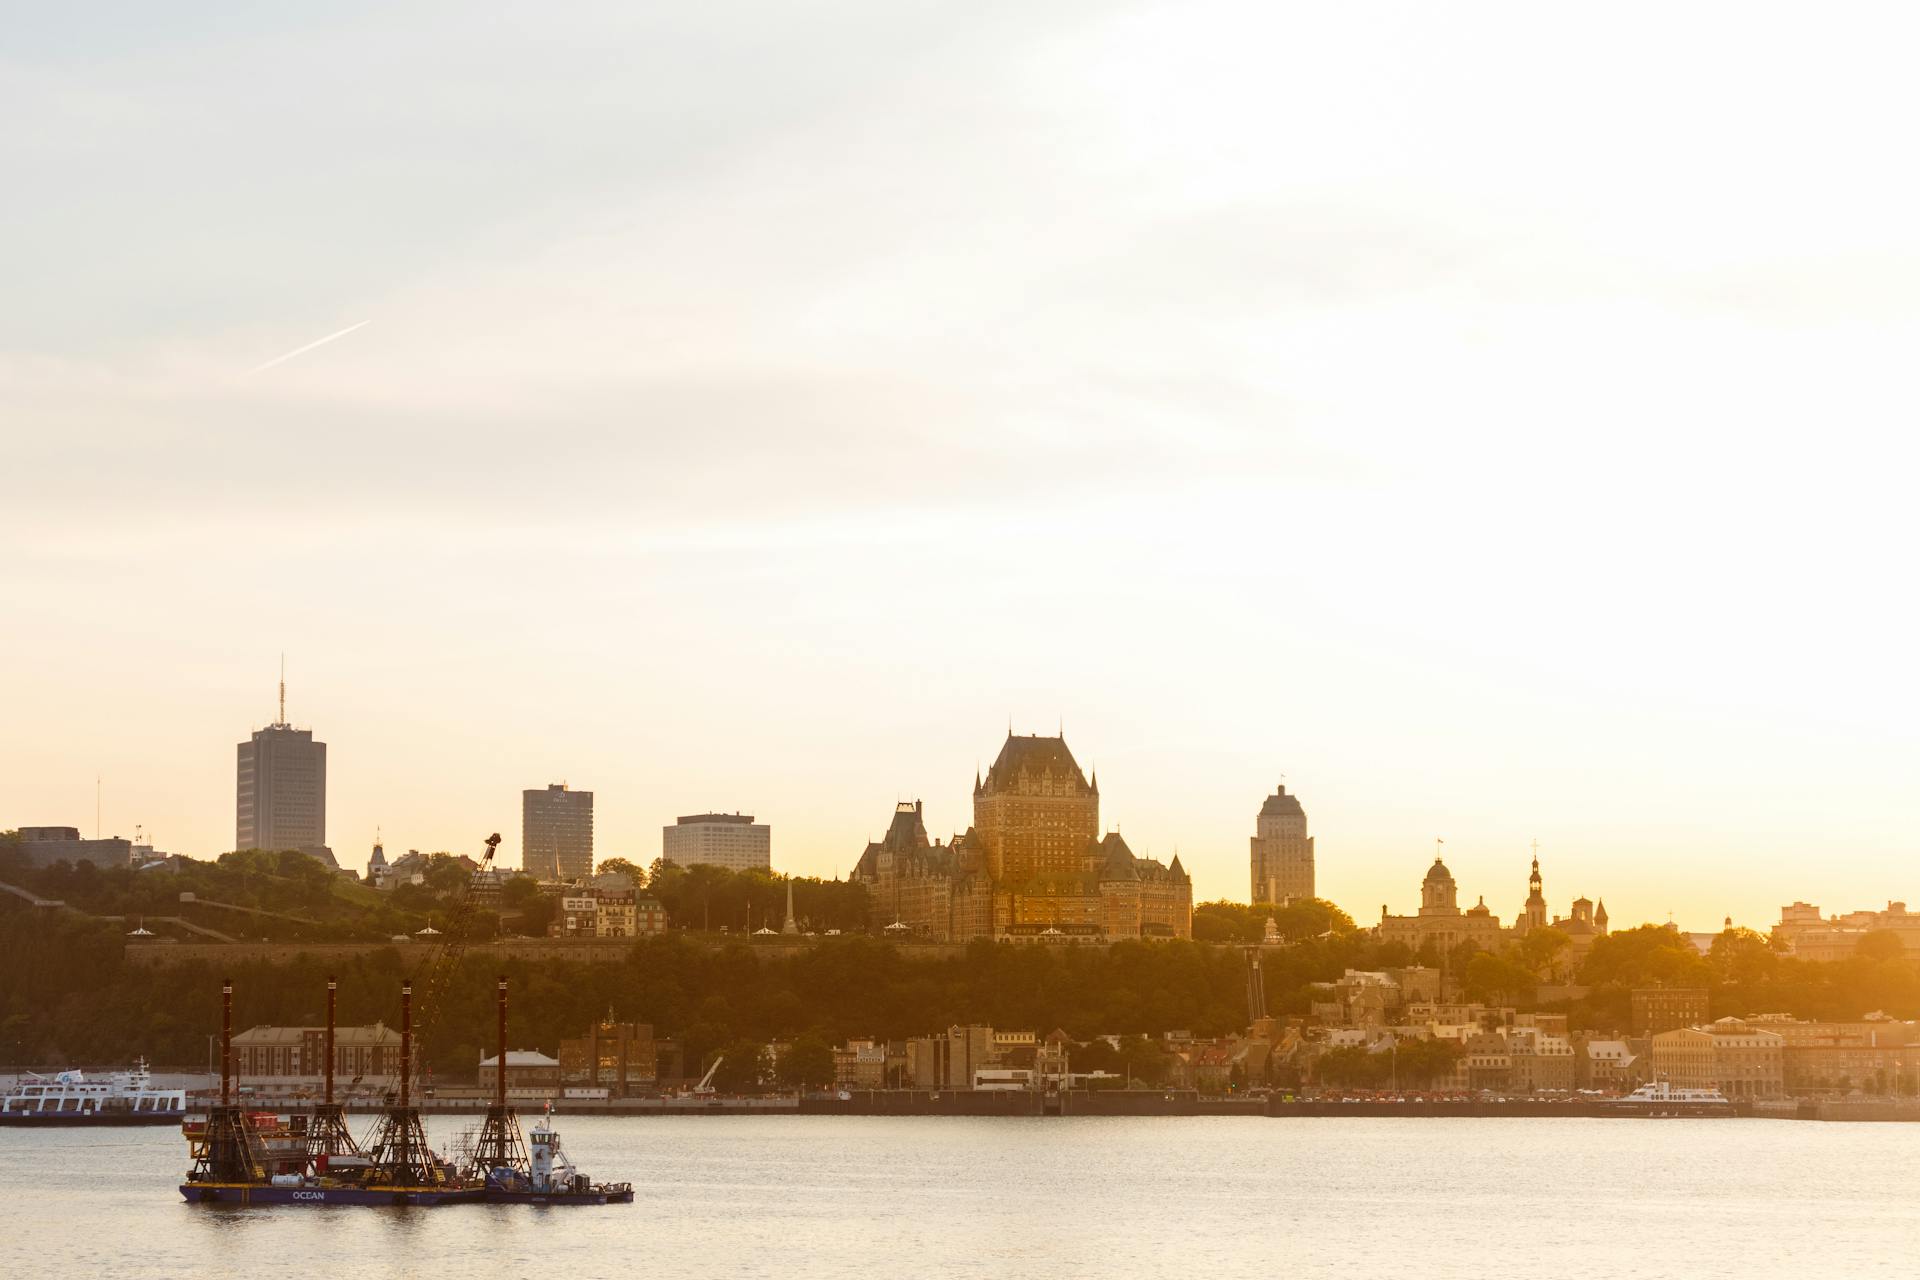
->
xmin=237 ymin=672 xmax=330 ymax=864
xmin=524 ymin=783 xmax=595 ymax=882
xmin=1249 ymin=783 xmax=1314 ymax=904
xmin=662 ymin=813 xmax=771 ymax=872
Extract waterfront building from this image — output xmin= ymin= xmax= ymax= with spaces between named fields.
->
xmin=832 ymin=1040 xmax=888 ymax=1090
xmin=1650 ymin=1019 xmax=1785 ymax=1099
xmin=849 ymin=732 xmax=1193 ymax=941
xmin=236 ymin=686 xmax=331 ymax=864
xmin=475 ymin=1049 xmax=562 ymax=1090
xmin=231 ymin=1022 xmax=401 ymax=1081
xmin=13 ymin=825 xmax=134 ymax=870
xmin=1507 ymin=1027 xmax=1576 ymax=1093
xmin=1631 ymin=987 xmax=1709 ymax=1037
xmin=1772 ymin=900 xmax=1920 ymax=961
xmin=558 ymin=1019 xmax=672 ymax=1095
xmin=1742 ymin=1014 xmax=1920 ymax=1095
xmin=906 ymin=1025 xmax=997 ymax=1088
xmin=1575 ymin=1037 xmax=1641 ymax=1090
xmin=523 ymin=783 xmax=593 ymax=881
xmin=662 ymin=812 xmax=770 ymax=872
xmin=1249 ymin=783 xmax=1314 ymax=905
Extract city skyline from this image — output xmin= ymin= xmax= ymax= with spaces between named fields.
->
xmin=0 ymin=673 xmax=1906 ymax=933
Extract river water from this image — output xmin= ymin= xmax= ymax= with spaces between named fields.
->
xmin=4 ymin=1115 xmax=1916 ymax=1278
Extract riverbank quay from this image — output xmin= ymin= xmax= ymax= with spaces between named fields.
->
xmin=204 ymin=1090 xmax=1920 ymax=1120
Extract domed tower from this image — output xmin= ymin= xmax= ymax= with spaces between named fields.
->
xmin=1420 ymin=857 xmax=1460 ymax=916
xmin=1250 ymin=783 xmax=1314 ymax=905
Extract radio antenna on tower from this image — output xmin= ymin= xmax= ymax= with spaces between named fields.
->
xmin=278 ymin=654 xmax=286 ymax=726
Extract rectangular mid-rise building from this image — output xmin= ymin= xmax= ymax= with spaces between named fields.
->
xmin=524 ymin=783 xmax=594 ymax=882
xmin=663 ymin=813 xmax=770 ymax=872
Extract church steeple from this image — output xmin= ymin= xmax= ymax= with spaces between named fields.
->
xmin=1520 ymin=844 xmax=1547 ymax=933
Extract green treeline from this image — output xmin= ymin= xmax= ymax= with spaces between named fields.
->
xmin=0 ymin=845 xmax=872 ymax=943
xmin=6 ymin=860 xmax=1917 ymax=1077
xmin=0 ymin=907 xmax=1253 ymax=1073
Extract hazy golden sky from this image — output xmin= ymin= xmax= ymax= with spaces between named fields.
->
xmin=3 ymin=3 xmax=1916 ymax=929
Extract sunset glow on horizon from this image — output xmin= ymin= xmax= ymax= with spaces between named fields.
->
xmin=4 ymin=1 xmax=1916 ymax=932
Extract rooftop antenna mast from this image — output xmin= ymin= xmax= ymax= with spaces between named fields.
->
xmin=278 ymin=654 xmax=286 ymax=726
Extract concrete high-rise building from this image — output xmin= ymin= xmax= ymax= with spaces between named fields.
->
xmin=1249 ymin=784 xmax=1314 ymax=905
xmin=236 ymin=675 xmax=330 ymax=865
xmin=524 ymin=784 xmax=594 ymax=882
xmin=662 ymin=813 xmax=770 ymax=872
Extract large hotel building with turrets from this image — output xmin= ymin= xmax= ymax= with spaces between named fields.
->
xmin=850 ymin=731 xmax=1192 ymax=941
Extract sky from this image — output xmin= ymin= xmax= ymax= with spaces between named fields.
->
xmin=3 ymin=2 xmax=1916 ymax=931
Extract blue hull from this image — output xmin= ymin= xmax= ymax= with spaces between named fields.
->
xmin=180 ymin=1184 xmax=482 ymax=1206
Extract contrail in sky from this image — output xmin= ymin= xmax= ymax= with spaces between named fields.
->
xmin=245 ymin=319 xmax=370 ymax=375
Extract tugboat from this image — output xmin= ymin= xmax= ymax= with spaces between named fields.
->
xmin=477 ymin=1111 xmax=634 ymax=1205
xmin=181 ymin=978 xmax=481 ymax=1205
xmin=456 ymin=977 xmax=634 ymax=1205
xmin=1 ymin=1059 xmax=188 ymax=1125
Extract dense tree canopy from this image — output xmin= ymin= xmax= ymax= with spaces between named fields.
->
xmin=0 ymin=842 xmax=871 ymax=943
xmin=1193 ymin=898 xmax=1357 ymax=944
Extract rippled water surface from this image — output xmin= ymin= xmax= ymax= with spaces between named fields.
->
xmin=5 ymin=1115 xmax=1918 ymax=1278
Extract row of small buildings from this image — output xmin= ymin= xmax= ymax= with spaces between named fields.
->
xmin=1301 ymin=964 xmax=1920 ymax=1099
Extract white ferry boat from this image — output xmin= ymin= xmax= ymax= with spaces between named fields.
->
xmin=1604 ymin=1079 xmax=1733 ymax=1117
xmin=0 ymin=1059 xmax=189 ymax=1126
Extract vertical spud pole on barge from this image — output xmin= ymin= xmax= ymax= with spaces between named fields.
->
xmin=468 ymin=975 xmax=529 ymax=1180
xmin=497 ymin=976 xmax=507 ymax=1109
xmin=400 ymin=980 xmax=412 ymax=1114
xmin=326 ymin=977 xmax=335 ymax=1108
xmin=307 ymin=975 xmax=359 ymax=1159
xmin=220 ymin=977 xmax=232 ymax=1108
xmin=187 ymin=977 xmax=262 ymax=1186
xmin=362 ymin=979 xmax=436 ymax=1189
